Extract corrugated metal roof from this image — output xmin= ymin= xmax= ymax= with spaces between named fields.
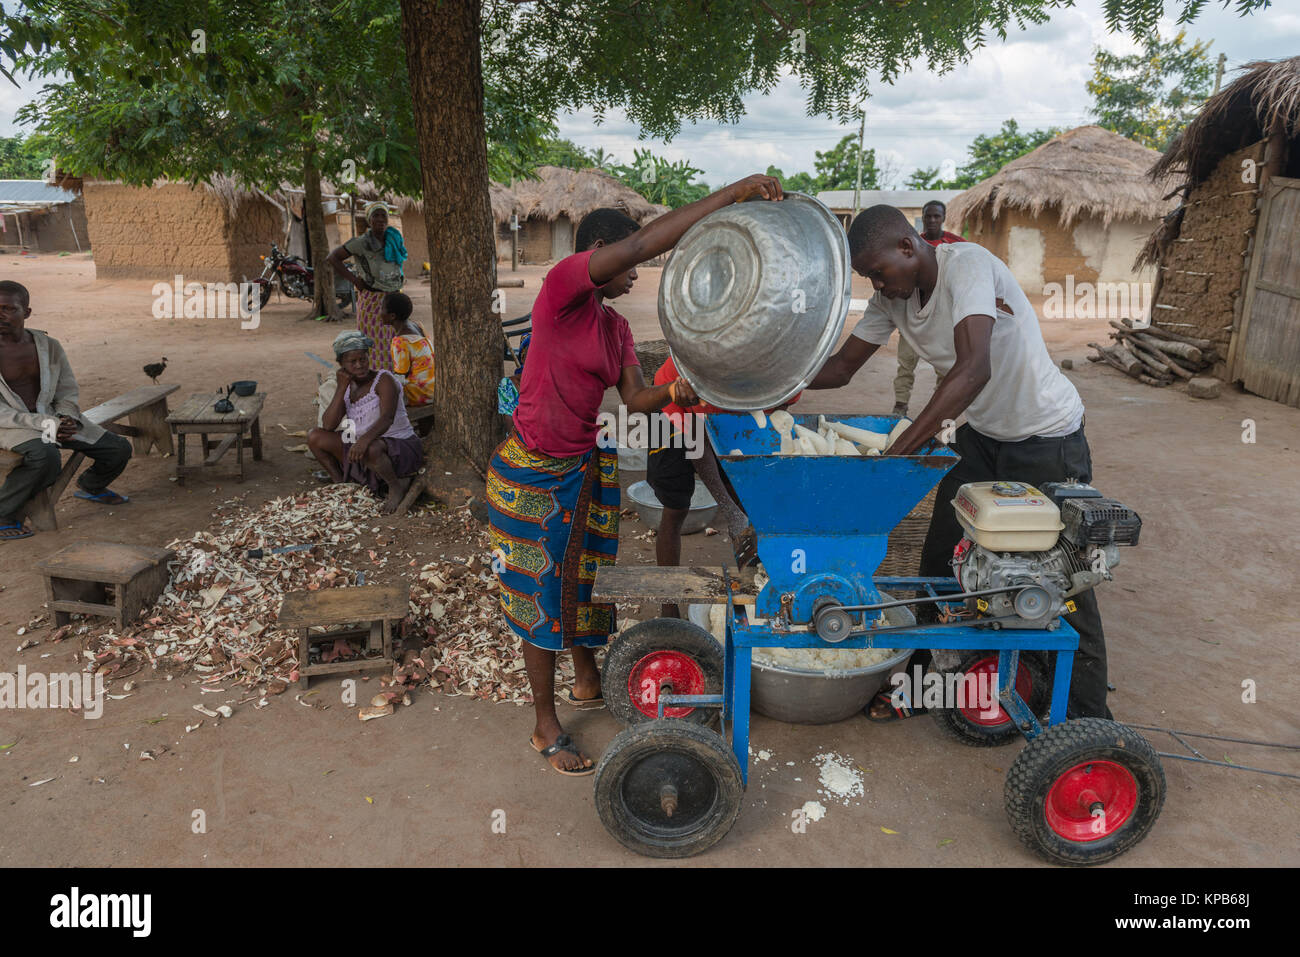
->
xmin=0 ymin=180 xmax=79 ymax=206
xmin=816 ymin=189 xmax=963 ymax=210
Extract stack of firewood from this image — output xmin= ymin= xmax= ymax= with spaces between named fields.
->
xmin=1087 ymin=319 xmax=1219 ymax=387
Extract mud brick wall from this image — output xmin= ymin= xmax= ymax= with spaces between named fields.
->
xmin=1150 ymin=141 xmax=1266 ymax=368
xmin=83 ymin=183 xmax=281 ymax=284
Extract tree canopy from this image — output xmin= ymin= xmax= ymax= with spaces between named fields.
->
xmin=1087 ymin=30 xmax=1215 ymax=151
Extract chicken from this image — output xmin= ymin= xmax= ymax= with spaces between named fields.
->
xmin=143 ymin=357 xmax=167 ymax=384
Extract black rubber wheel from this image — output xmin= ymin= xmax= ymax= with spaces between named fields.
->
xmin=931 ymin=651 xmax=1049 ymax=747
xmin=594 ymin=720 xmax=742 ymax=859
xmin=1005 ymin=717 xmax=1166 ymax=866
xmin=602 ymin=618 xmax=723 ymax=727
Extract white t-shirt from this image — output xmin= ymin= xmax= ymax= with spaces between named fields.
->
xmin=851 ymin=242 xmax=1084 ymax=442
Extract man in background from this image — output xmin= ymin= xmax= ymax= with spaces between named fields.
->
xmin=892 ymin=199 xmax=963 ymax=416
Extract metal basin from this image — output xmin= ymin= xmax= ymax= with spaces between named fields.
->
xmin=616 ymin=445 xmax=647 ymax=472
xmin=688 ymin=602 xmax=916 ymax=725
xmin=626 ymin=480 xmax=717 ymax=534
xmin=658 ymin=192 xmax=851 ymax=411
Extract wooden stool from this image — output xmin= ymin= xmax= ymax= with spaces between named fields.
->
xmin=35 ymin=542 xmax=176 ymax=630
xmin=279 ymin=584 xmax=409 ymax=689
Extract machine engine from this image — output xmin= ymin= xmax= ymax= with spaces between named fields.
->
xmin=950 ymin=481 xmax=1141 ymax=627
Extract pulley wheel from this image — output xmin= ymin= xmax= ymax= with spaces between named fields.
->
xmin=814 ymin=601 xmax=854 ymax=643
xmin=1013 ymin=585 xmax=1053 ymax=620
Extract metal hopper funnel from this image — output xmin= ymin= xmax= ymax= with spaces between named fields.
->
xmin=704 ymin=413 xmax=959 ymax=619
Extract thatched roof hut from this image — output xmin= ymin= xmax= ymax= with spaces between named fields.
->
xmin=80 ymin=172 xmax=409 ymax=282
xmin=493 ymin=166 xmax=664 ymax=264
xmin=512 ymin=166 xmax=661 ymax=225
xmin=946 ymin=126 xmax=1175 ymax=295
xmin=948 ymin=126 xmax=1172 ymax=230
xmin=1138 ymin=56 xmax=1300 ymax=405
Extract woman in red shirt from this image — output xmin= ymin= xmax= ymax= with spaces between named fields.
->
xmin=487 ymin=173 xmax=783 ymax=775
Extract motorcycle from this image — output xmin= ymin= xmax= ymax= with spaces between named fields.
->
xmin=244 ymin=243 xmax=352 ymax=311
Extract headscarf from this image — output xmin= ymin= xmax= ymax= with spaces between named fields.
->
xmin=333 ymin=330 xmax=374 ymax=358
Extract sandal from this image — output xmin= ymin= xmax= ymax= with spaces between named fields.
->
xmin=0 ymin=522 xmax=34 ymax=541
xmin=74 ymin=489 xmax=129 ymax=505
xmin=530 ymin=733 xmax=595 ymax=776
xmin=866 ymin=688 xmax=924 ymax=722
xmin=558 ymin=687 xmax=604 ymax=709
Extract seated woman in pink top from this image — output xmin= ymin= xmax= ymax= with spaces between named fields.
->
xmin=487 ymin=173 xmax=784 ymax=777
xmin=309 ymin=330 xmax=423 ymax=514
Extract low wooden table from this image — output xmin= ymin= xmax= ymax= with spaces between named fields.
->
xmin=167 ymin=392 xmax=266 ymax=485
xmin=36 ymin=541 xmax=175 ymax=630
xmin=278 ymin=584 xmax=409 ymax=689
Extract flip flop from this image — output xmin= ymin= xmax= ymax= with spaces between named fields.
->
xmin=733 ymin=526 xmax=760 ymax=569
xmin=74 ymin=489 xmax=129 ymax=505
xmin=0 ymin=523 xmax=34 ymax=541
xmin=312 ymin=469 xmax=332 ymax=483
xmin=866 ymin=688 xmax=924 ymax=722
xmin=558 ymin=687 xmax=604 ymax=708
xmin=530 ymin=733 xmax=595 ymax=776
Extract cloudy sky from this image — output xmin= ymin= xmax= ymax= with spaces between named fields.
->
xmin=0 ymin=1 xmax=1293 ymax=187
xmin=551 ymin=0 xmax=1298 ymax=187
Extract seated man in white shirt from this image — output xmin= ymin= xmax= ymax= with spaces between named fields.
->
xmin=809 ymin=204 xmax=1110 ymax=721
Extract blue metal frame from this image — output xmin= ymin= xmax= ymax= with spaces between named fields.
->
xmin=654 ymin=412 xmax=1081 ymax=787
xmin=661 ymin=574 xmax=1080 ymax=787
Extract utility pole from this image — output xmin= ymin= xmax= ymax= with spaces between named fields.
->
xmin=1213 ymin=52 xmax=1226 ymax=94
xmin=851 ymin=107 xmax=866 ymax=221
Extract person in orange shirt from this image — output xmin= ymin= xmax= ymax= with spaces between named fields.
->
xmin=647 ymin=354 xmax=799 ymax=617
xmin=384 ymin=292 xmax=434 ymax=407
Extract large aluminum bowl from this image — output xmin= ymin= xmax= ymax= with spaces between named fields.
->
xmin=626 ymin=479 xmax=717 ymax=534
xmin=658 ymin=192 xmax=851 ymax=411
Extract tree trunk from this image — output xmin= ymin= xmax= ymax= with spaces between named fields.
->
xmin=303 ymin=144 xmax=341 ymax=321
xmin=399 ymin=0 xmax=501 ymax=472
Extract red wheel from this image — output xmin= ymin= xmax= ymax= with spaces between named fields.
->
xmin=1044 ymin=759 xmax=1138 ymax=841
xmin=932 ymin=652 xmax=1049 ymax=747
xmin=626 ymin=650 xmax=707 ymax=719
xmin=958 ymin=654 xmax=1034 ymax=727
xmin=1006 ymin=718 xmax=1165 ymax=865
xmin=603 ymin=618 xmax=723 ymax=726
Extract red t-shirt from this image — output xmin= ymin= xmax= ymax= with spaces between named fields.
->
xmin=923 ymin=230 xmax=964 ymax=246
xmin=513 ymin=250 xmax=639 ymax=457
xmin=654 ymin=355 xmax=799 ymax=430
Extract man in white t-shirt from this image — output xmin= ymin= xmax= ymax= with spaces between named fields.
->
xmin=809 ymin=204 xmax=1110 ymax=721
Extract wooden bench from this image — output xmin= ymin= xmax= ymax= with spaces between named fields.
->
xmin=0 ymin=384 xmax=179 ymax=531
xmin=36 ymin=541 xmax=175 ymax=630
xmin=279 ymin=583 xmax=409 ymax=688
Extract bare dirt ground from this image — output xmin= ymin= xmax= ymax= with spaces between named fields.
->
xmin=1 ymin=253 xmax=1297 ymax=867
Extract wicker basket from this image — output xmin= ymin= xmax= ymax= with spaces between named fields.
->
xmin=877 ymin=486 xmax=938 ymax=577
xmin=634 ymin=338 xmax=671 ymax=383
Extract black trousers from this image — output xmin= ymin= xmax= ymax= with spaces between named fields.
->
xmin=919 ymin=422 xmax=1113 ymax=719
xmin=0 ymin=432 xmax=133 ymax=521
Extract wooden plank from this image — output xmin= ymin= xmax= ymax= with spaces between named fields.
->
xmin=278 ymin=583 xmax=410 ymax=628
xmin=46 ymin=599 xmax=119 ymax=620
xmin=1255 ymin=278 xmax=1300 ymax=300
xmin=300 ymin=656 xmax=393 ymax=678
xmin=592 ymin=565 xmax=759 ymax=604
xmin=83 ymin=384 xmax=180 ymax=426
xmin=36 ymin=542 xmax=175 ymax=584
xmin=167 ymin=392 xmax=265 ymax=426
xmin=407 ymin=404 xmax=436 ymax=421
xmin=204 ymin=433 xmax=237 ymax=466
xmin=1234 ymin=176 xmax=1300 ymax=404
